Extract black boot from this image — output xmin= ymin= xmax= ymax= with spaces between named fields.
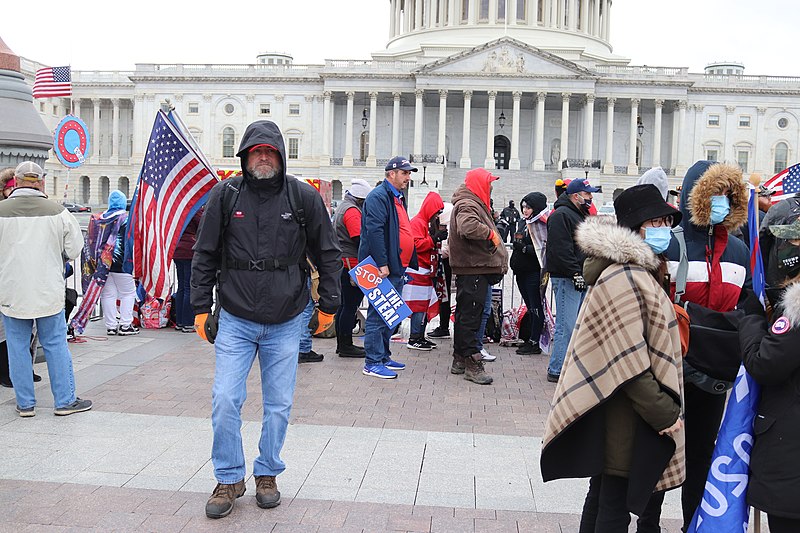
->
xmin=336 ymin=339 xmax=365 ymax=358
xmin=516 ymin=341 xmax=542 ymax=355
xmin=0 ymin=342 xmax=11 ymax=388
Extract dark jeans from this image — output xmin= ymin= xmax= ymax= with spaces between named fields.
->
xmin=515 ymin=269 xmax=544 ymax=343
xmin=579 ymin=475 xmax=664 ymax=533
xmin=646 ymin=382 xmax=727 ymax=530
xmin=768 ymin=514 xmax=800 ymax=533
xmin=454 ymin=274 xmax=490 ymax=358
xmin=437 ymin=258 xmax=452 ymax=330
xmin=335 ymin=267 xmax=364 ymax=346
xmin=174 ymin=259 xmax=194 ymax=327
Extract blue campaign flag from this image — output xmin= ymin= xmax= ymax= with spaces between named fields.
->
xmin=349 ymin=256 xmax=412 ymax=328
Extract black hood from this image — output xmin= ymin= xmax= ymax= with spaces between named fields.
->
xmin=236 ymin=120 xmax=287 ymax=184
xmin=553 ymin=191 xmax=583 ymax=216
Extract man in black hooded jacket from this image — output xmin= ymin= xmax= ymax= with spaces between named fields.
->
xmin=192 ymin=120 xmax=341 ymax=519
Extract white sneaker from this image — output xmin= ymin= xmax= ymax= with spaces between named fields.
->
xmin=480 ymin=348 xmax=496 ymax=362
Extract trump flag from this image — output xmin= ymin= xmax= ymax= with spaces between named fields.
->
xmin=128 ymin=110 xmax=217 ymax=300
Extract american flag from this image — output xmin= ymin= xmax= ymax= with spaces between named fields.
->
xmin=764 ymin=163 xmax=800 ymax=204
xmin=32 ymin=66 xmax=71 ymax=98
xmin=131 ymin=111 xmax=217 ymax=300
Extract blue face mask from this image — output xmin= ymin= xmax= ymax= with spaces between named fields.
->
xmin=710 ymin=195 xmax=730 ymax=225
xmin=644 ymin=227 xmax=672 ymax=254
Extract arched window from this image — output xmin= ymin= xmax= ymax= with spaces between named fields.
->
xmin=222 ymin=127 xmax=235 ymax=158
xmin=775 ymin=142 xmax=789 ymax=173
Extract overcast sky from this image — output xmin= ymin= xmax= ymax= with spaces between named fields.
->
xmin=2 ymin=0 xmax=797 ymax=76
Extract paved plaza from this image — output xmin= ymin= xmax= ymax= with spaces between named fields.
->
xmin=0 ymin=317 xmax=765 ymax=532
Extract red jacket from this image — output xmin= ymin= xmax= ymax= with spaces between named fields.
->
xmin=410 ymin=191 xmax=444 ymax=272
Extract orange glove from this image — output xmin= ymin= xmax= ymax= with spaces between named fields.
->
xmin=308 ymin=309 xmax=335 ymax=336
xmin=194 ymin=312 xmax=218 ymax=344
xmin=490 ymin=230 xmax=502 ymax=248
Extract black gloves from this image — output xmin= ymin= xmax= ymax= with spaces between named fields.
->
xmin=433 ymin=228 xmax=448 ymax=242
xmin=572 ymin=273 xmax=586 ymax=291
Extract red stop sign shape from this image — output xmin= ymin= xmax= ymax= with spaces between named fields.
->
xmin=354 ymin=263 xmax=382 ymax=291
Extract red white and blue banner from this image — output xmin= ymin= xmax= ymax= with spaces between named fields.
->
xmin=349 ymin=256 xmax=412 ymax=328
xmin=53 ymin=115 xmax=90 ymax=168
xmin=687 ymin=188 xmax=765 ymax=532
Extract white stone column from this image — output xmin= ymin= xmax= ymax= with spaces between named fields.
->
xmin=437 ymin=89 xmax=448 ymax=162
xmin=448 ymin=0 xmax=458 ymax=26
xmin=133 ymin=95 xmax=144 ymax=159
xmin=510 ymin=91 xmax=522 ymax=170
xmin=676 ymin=100 xmax=688 ymax=175
xmin=246 ymin=94 xmax=255 ymax=126
xmin=390 ymin=0 xmax=397 ymax=36
xmin=484 ymin=91 xmax=497 ymax=168
xmin=583 ymin=93 xmax=595 ymax=160
xmin=343 ymin=91 xmax=355 ymax=166
xmin=320 ymin=91 xmax=331 ymax=166
xmin=559 ymin=92 xmax=571 ymax=167
xmin=489 ymin=0 xmax=497 ymax=24
xmin=533 ymin=91 xmax=546 ymax=170
xmin=424 ymin=0 xmax=432 ymax=27
xmin=73 ymin=99 xmax=81 ymax=119
xmin=568 ymin=0 xmax=578 ymax=30
xmin=579 ymin=0 xmax=589 ymax=31
xmin=460 ymin=90 xmax=473 ymax=168
xmin=603 ymin=97 xmax=616 ymax=174
xmin=627 ymin=98 xmax=640 ymax=175
xmin=415 ymin=0 xmax=423 ymax=29
xmin=755 ymin=106 xmax=767 ymax=174
xmin=469 ymin=0 xmax=478 ymax=24
xmin=413 ymin=89 xmax=424 ymax=156
xmin=201 ymin=94 xmax=212 ymax=158
xmin=544 ymin=0 xmax=552 ymax=26
xmin=724 ymin=105 xmax=735 ymax=162
xmin=653 ymin=99 xmax=664 ymax=167
xmin=91 ymin=98 xmax=101 ymax=163
xmin=509 ymin=0 xmax=517 ymax=24
xmin=305 ymin=95 xmax=316 ymax=160
xmin=592 ymin=0 xmax=600 ymax=36
xmin=671 ymin=102 xmax=681 ymax=172
xmin=392 ymin=92 xmax=401 ymax=156
xmin=110 ymin=98 xmax=120 ymax=164
xmin=530 ymin=0 xmax=539 ymax=24
xmin=603 ymin=0 xmax=611 ymax=41
xmin=367 ymin=91 xmax=378 ymax=167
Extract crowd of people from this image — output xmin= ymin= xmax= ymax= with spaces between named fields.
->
xmin=3 ymin=118 xmax=798 ymax=530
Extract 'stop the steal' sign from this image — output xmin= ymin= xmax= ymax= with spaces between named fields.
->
xmin=349 ymin=256 xmax=412 ymax=328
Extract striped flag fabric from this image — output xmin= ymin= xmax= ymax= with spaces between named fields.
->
xmin=32 ymin=66 xmax=72 ymax=98
xmin=402 ymin=266 xmax=439 ymax=319
xmin=130 ymin=110 xmax=217 ymax=301
xmin=764 ymin=163 xmax=800 ymax=204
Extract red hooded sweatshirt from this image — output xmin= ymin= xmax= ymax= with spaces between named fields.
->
xmin=410 ymin=191 xmax=444 ymax=272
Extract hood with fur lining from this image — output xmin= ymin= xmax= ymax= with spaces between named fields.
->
xmin=687 ymin=162 xmax=748 ymax=232
xmin=779 ymin=282 xmax=800 ymax=327
xmin=576 ymin=217 xmax=661 ymax=283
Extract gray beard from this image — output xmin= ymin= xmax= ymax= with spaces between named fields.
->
xmin=249 ymin=166 xmax=280 ymax=180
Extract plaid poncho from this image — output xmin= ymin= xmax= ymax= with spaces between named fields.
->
xmin=541 ymin=217 xmax=685 ymax=506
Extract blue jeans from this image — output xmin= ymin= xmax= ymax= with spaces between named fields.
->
xmin=410 ymin=311 xmax=426 ymax=337
xmin=475 ymin=285 xmax=493 ymax=351
xmin=3 ymin=310 xmax=76 ymax=409
xmin=298 ymin=279 xmax=314 ymax=354
xmin=364 ymin=275 xmax=403 ymax=366
xmin=174 ymin=259 xmax=193 ymax=327
xmin=548 ymin=277 xmax=586 ymax=376
xmin=211 ymin=308 xmax=304 ymax=483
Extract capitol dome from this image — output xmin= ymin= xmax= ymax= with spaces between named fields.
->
xmin=374 ymin=0 xmax=626 ymax=64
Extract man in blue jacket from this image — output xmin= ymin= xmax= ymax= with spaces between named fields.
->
xmin=359 ymin=156 xmax=419 ymax=379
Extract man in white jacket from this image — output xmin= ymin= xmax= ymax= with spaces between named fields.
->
xmin=0 ymin=162 xmax=90 ymax=417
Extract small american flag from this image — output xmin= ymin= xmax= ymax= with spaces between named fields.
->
xmin=765 ymin=163 xmax=800 ymax=204
xmin=131 ymin=111 xmax=217 ymax=300
xmin=32 ymin=66 xmax=71 ymax=98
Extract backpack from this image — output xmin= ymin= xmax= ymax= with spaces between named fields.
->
xmin=220 ymin=175 xmax=307 ymax=233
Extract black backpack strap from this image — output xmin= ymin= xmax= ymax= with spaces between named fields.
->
xmin=285 ymin=174 xmax=307 ymax=229
xmin=221 ymin=176 xmax=244 ymax=231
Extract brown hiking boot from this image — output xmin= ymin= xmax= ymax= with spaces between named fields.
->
xmin=255 ymin=475 xmax=281 ymax=508
xmin=205 ymin=480 xmax=245 ymax=518
xmin=464 ymin=354 xmax=493 ymax=385
xmin=450 ymin=354 xmax=465 ymax=374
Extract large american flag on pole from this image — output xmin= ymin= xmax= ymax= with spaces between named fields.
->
xmin=32 ymin=66 xmax=72 ymax=98
xmin=130 ymin=110 xmax=217 ymax=300
xmin=764 ymin=163 xmax=800 ymax=204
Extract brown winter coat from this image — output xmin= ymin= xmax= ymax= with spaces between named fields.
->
xmin=449 ymin=183 xmax=508 ymax=276
xmin=541 ymin=217 xmax=685 ymax=514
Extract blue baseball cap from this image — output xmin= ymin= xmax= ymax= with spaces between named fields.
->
xmin=385 ymin=156 xmax=418 ymax=172
xmin=566 ymin=178 xmax=601 ymax=194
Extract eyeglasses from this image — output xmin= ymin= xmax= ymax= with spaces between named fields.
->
xmin=642 ymin=216 xmax=673 ymax=228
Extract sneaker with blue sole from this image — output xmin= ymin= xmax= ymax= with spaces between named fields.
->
xmin=384 ymin=358 xmax=405 ymax=371
xmin=363 ymin=363 xmax=397 ymax=379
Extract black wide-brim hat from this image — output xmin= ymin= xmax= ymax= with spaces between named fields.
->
xmin=614 ymin=184 xmax=682 ymax=231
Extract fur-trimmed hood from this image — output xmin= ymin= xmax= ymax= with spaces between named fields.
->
xmin=683 ymin=162 xmax=748 ymax=232
xmin=779 ymin=282 xmax=800 ymax=326
xmin=576 ymin=217 xmax=661 ymax=283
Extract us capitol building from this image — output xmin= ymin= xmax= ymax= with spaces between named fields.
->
xmin=15 ymin=0 xmax=800 ymax=208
